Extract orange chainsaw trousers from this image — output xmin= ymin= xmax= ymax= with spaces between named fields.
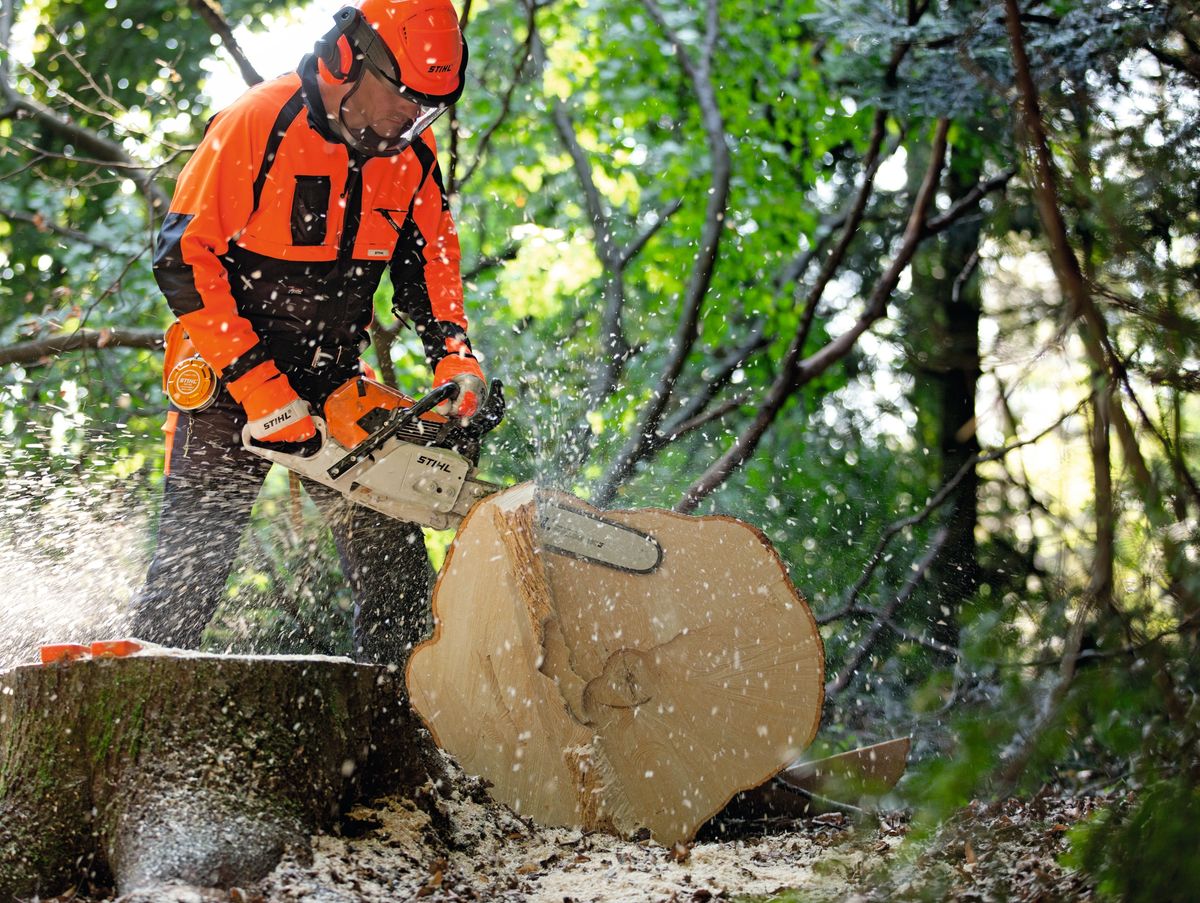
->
xmin=128 ymin=396 xmax=433 ymax=664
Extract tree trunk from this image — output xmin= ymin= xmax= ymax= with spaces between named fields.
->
xmin=0 ymin=653 xmax=443 ymax=898
xmin=906 ymin=150 xmax=984 ymax=656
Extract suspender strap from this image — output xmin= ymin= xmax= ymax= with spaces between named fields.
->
xmin=252 ymin=89 xmax=306 ymax=213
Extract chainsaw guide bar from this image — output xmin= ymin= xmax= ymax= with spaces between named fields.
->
xmin=535 ymin=499 xmax=663 ymax=574
xmin=241 ymin=380 xmax=663 ymax=574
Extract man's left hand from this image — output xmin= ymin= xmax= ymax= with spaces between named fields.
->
xmin=433 ymin=354 xmax=487 ymax=422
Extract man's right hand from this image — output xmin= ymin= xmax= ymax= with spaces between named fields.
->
xmin=241 ymin=372 xmax=316 ymax=443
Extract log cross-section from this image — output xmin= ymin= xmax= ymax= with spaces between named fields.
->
xmin=407 ymin=483 xmax=825 ymax=846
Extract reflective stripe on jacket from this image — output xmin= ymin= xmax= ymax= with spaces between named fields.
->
xmin=152 ymin=55 xmax=471 ymax=403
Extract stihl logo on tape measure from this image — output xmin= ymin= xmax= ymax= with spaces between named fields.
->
xmin=418 ymin=455 xmax=452 ymax=473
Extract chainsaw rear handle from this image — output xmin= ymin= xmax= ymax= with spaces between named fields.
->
xmin=242 ymin=415 xmax=330 ymax=463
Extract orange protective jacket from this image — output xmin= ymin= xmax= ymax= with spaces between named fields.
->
xmin=153 ymin=55 xmax=474 ymax=406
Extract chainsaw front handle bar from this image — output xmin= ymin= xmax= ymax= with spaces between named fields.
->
xmin=240 ymin=382 xmax=461 ymax=479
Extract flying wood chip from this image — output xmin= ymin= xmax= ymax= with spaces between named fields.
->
xmin=406 ymin=483 xmax=824 ymax=846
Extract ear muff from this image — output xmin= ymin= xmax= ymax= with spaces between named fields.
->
xmin=315 ymin=7 xmax=364 ymax=83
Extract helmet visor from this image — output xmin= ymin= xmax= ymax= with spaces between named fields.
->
xmin=337 ymin=67 xmax=448 ymax=156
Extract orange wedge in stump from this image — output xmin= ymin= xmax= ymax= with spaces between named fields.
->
xmin=90 ymin=639 xmax=145 ymax=658
xmin=39 ymin=643 xmax=91 ymax=665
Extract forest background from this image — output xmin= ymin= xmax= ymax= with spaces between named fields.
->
xmin=0 ymin=0 xmax=1197 ymax=898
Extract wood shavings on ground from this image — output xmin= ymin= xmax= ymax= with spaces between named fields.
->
xmin=245 ymin=758 xmax=1104 ymax=903
xmin=50 ymin=749 xmax=1108 ymax=902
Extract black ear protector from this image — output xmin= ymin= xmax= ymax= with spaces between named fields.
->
xmin=314 ymin=7 xmax=364 ymax=83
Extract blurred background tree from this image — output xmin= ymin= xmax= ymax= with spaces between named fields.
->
xmin=1 ymin=0 xmax=1197 ymax=894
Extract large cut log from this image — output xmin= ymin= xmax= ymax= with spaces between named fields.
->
xmin=407 ymin=483 xmax=825 ymax=846
xmin=0 ymin=652 xmax=443 ymax=899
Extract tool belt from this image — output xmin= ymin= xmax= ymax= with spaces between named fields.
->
xmin=162 ymin=321 xmax=218 ymax=412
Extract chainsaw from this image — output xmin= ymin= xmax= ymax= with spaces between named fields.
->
xmin=240 ymin=375 xmax=663 ymax=575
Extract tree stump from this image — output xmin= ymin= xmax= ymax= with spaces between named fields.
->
xmin=0 ymin=652 xmax=443 ymax=898
xmin=407 ymin=483 xmax=825 ymax=846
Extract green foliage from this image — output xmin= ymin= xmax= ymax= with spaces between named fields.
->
xmin=1064 ymin=779 xmax=1200 ymax=903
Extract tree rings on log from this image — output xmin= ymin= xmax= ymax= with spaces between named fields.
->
xmin=407 ymin=483 xmax=825 ymax=846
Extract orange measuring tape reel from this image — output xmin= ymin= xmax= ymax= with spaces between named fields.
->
xmin=163 ymin=321 xmax=217 ymax=412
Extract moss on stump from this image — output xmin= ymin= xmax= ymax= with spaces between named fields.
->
xmin=0 ymin=653 xmax=444 ymax=897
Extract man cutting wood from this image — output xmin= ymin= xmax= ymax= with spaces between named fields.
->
xmin=129 ymin=0 xmax=485 ymax=664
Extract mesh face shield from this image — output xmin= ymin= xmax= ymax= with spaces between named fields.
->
xmin=336 ymin=68 xmax=449 ymax=156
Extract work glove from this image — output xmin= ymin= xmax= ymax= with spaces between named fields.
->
xmin=240 ymin=372 xmax=316 ymax=445
xmin=433 ymin=353 xmax=486 ymax=423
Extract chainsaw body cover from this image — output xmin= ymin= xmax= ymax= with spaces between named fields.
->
xmin=324 ymin=375 xmax=447 ymax=448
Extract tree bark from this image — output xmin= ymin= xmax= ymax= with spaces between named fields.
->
xmin=906 ymin=151 xmax=984 ymax=657
xmin=0 ymin=653 xmax=444 ymax=898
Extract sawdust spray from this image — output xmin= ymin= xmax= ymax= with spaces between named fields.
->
xmin=0 ymin=448 xmax=151 ymax=670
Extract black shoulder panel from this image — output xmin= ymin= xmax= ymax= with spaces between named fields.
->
xmin=152 ymin=212 xmax=203 ymax=316
xmin=252 ymin=88 xmax=307 ymax=214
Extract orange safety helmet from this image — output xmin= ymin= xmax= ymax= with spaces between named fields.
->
xmin=314 ymin=0 xmax=468 ymax=155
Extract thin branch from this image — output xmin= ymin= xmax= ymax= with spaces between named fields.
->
xmin=8 ymin=136 xmax=192 ymax=172
xmin=21 ymin=43 xmax=129 ymax=128
xmin=548 ymin=99 xmax=618 ymax=266
xmin=826 ymin=526 xmax=951 ymax=697
xmin=792 ymin=111 xmax=890 ymax=360
xmin=1144 ymin=43 xmax=1200 ymax=84
xmin=658 ymin=393 xmax=751 ymax=443
xmin=188 ymin=0 xmax=263 ymax=87
xmin=0 ymin=74 xmax=170 ymax=211
xmin=652 ymin=325 xmax=771 ymax=448
xmin=617 ymin=198 xmax=685 ymax=271
xmin=676 ymin=118 xmax=951 ymax=514
xmin=0 ymin=327 xmax=163 ymax=367
xmin=593 ymin=0 xmax=731 ymax=504
xmin=529 ymin=18 xmax=630 ymax=403
xmin=1004 ymin=0 xmax=1200 ymax=621
xmin=774 ymin=210 xmax=846 ymax=292
xmin=463 ymin=243 xmax=520 ymax=281
xmin=924 ymin=167 xmax=1018 ymax=236
xmin=456 ymin=0 xmax=536 ymax=190
xmin=952 ymin=247 xmax=981 ymax=306
xmin=0 ymin=206 xmax=125 ymax=255
xmin=989 ymin=597 xmax=1091 ymax=799
xmin=1136 ymin=366 xmax=1200 ymax=393
xmin=78 ymin=247 xmax=151 ymax=330
xmin=818 ymin=398 xmax=1087 ymax=626
xmin=875 ymin=615 xmax=962 ymax=659
xmin=771 ymin=129 xmax=903 ymax=291
xmin=1106 ymin=342 xmax=1200 ymax=517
